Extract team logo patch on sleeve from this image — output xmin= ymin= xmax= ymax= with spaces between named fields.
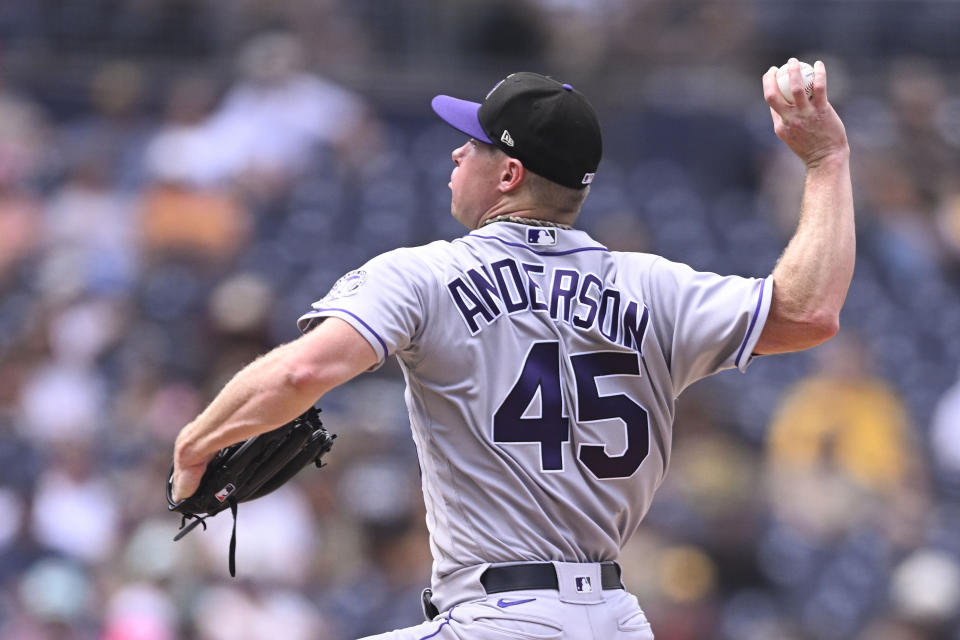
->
xmin=322 ymin=269 xmax=367 ymax=302
xmin=526 ymin=228 xmax=557 ymax=246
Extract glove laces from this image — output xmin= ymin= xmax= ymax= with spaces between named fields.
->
xmin=173 ymin=500 xmax=240 ymax=577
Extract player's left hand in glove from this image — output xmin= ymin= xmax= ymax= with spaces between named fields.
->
xmin=166 ymin=406 xmax=335 ymax=576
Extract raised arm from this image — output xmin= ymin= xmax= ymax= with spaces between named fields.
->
xmin=171 ymin=317 xmax=378 ymax=501
xmin=754 ymin=59 xmax=854 ymax=355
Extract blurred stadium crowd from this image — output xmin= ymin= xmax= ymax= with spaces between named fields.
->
xmin=1 ymin=1 xmax=960 ymax=639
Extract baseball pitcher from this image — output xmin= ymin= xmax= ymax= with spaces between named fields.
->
xmin=172 ymin=61 xmax=853 ymax=639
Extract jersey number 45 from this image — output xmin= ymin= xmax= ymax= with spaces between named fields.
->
xmin=493 ymin=341 xmax=649 ymax=480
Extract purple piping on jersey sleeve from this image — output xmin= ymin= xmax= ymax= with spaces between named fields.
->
xmin=734 ymin=278 xmax=766 ymax=368
xmin=458 ymin=234 xmax=610 ymax=257
xmin=304 ymin=308 xmax=389 ymax=360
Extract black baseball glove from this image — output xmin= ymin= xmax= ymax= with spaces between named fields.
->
xmin=166 ymin=406 xmax=335 ymax=576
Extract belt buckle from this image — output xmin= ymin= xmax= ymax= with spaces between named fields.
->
xmin=553 ymin=562 xmax=605 ymax=604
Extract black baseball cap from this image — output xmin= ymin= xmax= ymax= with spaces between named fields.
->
xmin=431 ymin=72 xmax=602 ymax=190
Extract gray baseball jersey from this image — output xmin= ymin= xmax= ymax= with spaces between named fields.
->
xmin=299 ymin=221 xmax=772 ymax=611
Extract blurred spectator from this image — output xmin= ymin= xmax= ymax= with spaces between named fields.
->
xmin=202 ymin=31 xmax=379 ymax=186
xmin=0 ymin=179 xmax=42 ymax=286
xmin=891 ymin=549 xmax=960 ymax=635
xmin=41 ymin=158 xmax=138 ymax=299
xmin=0 ymin=488 xmax=24 ymax=551
xmin=137 ymin=179 xmax=250 ymax=266
xmin=30 ymin=442 xmax=119 ymax=564
xmin=756 ymin=145 xmax=806 ymax=239
xmin=17 ymin=356 xmax=107 ymax=446
xmin=885 ymin=58 xmax=957 ymax=200
xmin=139 ymin=75 xmax=252 ymax=265
xmin=767 ymin=332 xmax=916 ymax=488
xmin=761 ymin=332 xmax=932 ymax=638
xmin=207 ymin=273 xmax=275 ymax=337
xmin=187 ymin=583 xmax=330 ymax=640
xmin=120 ymin=519 xmax=185 ymax=583
xmin=142 ymin=73 xmax=229 ymax=188
xmin=613 ymin=0 xmax=753 ymax=65
xmin=858 ymin=155 xmax=943 ymax=294
xmin=193 ymin=485 xmax=318 ymax=586
xmin=0 ymin=77 xmax=47 ymax=284
xmin=931 ymin=366 xmax=960 ymax=486
xmin=531 ymin=0 xmax=620 ymax=73
xmin=765 ymin=332 xmax=926 ymax=540
xmin=320 ymin=457 xmax=430 ymax=637
xmin=936 ymin=192 xmax=960 ymax=272
xmin=15 ymin=297 xmax=124 ymax=445
xmin=888 ymin=548 xmax=960 ymax=636
xmin=0 ymin=76 xmax=50 ymax=187
xmin=102 ymin=582 xmax=177 ymax=640
xmin=57 ymin=60 xmax=154 ymax=190
xmin=7 ymin=558 xmax=98 ymax=640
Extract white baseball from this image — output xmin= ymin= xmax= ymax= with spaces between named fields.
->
xmin=776 ymin=61 xmax=815 ymax=103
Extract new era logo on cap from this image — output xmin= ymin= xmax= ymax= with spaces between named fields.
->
xmin=501 ymin=130 xmax=515 ymax=147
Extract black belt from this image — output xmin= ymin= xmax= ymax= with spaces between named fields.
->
xmin=480 ymin=562 xmax=623 ymax=594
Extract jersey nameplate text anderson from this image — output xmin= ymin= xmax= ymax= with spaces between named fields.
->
xmin=447 ymin=256 xmax=650 ymax=351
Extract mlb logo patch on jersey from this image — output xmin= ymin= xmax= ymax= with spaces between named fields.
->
xmin=575 ymin=576 xmax=593 ymax=593
xmin=526 ymin=228 xmax=557 ymax=246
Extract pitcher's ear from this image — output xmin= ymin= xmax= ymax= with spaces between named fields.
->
xmin=499 ymin=157 xmax=525 ymax=193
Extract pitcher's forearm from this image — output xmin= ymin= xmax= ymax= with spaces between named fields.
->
xmin=174 ymin=318 xmax=379 ymax=467
xmin=758 ymin=150 xmax=854 ymax=353
xmin=777 ymin=151 xmax=854 ymax=315
xmin=171 ymin=318 xmax=377 ymax=502
xmin=173 ymin=344 xmax=327 ymax=466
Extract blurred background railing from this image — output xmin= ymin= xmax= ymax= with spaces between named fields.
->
xmin=1 ymin=1 xmax=959 ymax=639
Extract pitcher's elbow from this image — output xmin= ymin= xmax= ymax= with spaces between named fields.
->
xmin=283 ymin=364 xmax=325 ymax=394
xmin=787 ymin=310 xmax=840 ymax=351
xmin=806 ymin=311 xmax=840 ymax=346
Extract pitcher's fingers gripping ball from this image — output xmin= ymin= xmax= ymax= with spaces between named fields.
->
xmin=763 ymin=59 xmax=847 ymax=168
xmin=776 ymin=60 xmax=815 ymax=103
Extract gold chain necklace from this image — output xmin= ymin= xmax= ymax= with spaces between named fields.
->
xmin=480 ymin=215 xmax=573 ymax=230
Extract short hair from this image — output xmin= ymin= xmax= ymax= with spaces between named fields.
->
xmin=477 ymin=140 xmax=591 ymax=216
xmin=523 ymin=170 xmax=591 ymax=216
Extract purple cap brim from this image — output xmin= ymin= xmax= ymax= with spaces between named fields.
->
xmin=431 ymin=95 xmax=492 ymax=144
